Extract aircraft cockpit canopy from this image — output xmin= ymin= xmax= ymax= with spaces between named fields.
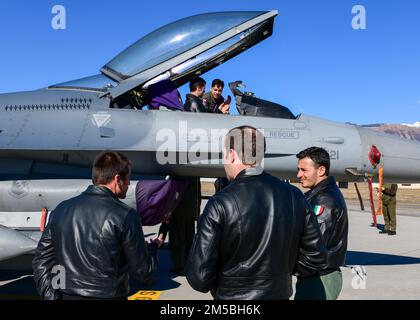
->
xmin=48 ymin=11 xmax=279 ymax=112
xmin=101 ymin=12 xmax=268 ymax=81
xmin=103 ymin=10 xmax=277 ymax=106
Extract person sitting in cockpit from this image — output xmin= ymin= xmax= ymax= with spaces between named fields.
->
xmin=202 ymin=79 xmax=231 ymax=114
xmin=184 ymin=77 xmax=207 ymax=112
xmin=147 ymin=79 xmax=184 ymax=111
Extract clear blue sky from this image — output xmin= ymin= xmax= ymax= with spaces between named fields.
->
xmin=0 ymin=0 xmax=419 ymax=125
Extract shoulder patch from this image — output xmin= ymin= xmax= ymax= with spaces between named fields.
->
xmin=314 ymin=205 xmax=325 ymax=216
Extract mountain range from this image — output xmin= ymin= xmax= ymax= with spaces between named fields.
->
xmin=360 ymin=122 xmax=420 ymax=143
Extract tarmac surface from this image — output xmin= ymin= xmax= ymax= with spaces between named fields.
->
xmin=1 ymin=200 xmax=420 ymax=300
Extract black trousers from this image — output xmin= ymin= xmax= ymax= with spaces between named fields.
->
xmin=169 ymin=177 xmax=201 ymax=271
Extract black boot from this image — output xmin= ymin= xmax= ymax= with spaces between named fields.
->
xmin=388 ymin=231 xmax=396 ymax=236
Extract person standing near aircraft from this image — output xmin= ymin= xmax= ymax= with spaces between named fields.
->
xmin=295 ymin=147 xmax=348 ymax=300
xmin=150 ymin=177 xmax=201 ymax=276
xmin=169 ymin=177 xmax=201 ymax=275
xmin=32 ymin=151 xmax=157 ymax=300
xmin=202 ymin=79 xmax=231 ymax=114
xmin=380 ymin=183 xmax=398 ymax=235
xmin=186 ymin=126 xmax=327 ymax=300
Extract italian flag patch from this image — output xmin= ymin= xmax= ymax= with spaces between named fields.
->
xmin=314 ymin=205 xmax=325 ymax=216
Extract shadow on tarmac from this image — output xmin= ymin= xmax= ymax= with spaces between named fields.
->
xmin=0 ymin=249 xmax=181 ymax=299
xmin=0 ymin=254 xmax=38 ymax=299
xmin=346 ymin=250 xmax=420 ymax=266
xmin=0 ymin=274 xmax=38 ymax=300
xmin=129 ymin=248 xmax=181 ymax=293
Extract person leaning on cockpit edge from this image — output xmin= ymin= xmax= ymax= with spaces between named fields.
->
xmin=32 ymin=151 xmax=157 ymax=300
xmin=186 ymin=126 xmax=327 ymax=300
xmin=202 ymin=78 xmax=231 ymax=114
xmin=183 ymin=77 xmax=207 ymax=112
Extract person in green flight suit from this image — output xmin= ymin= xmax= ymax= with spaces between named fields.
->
xmin=202 ymin=79 xmax=231 ymax=114
xmin=380 ymin=183 xmax=398 ymax=235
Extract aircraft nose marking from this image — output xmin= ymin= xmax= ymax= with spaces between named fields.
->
xmin=92 ymin=113 xmax=112 ymax=127
xmin=8 ymin=181 xmax=29 ymax=199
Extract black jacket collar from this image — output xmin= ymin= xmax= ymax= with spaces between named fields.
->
xmin=305 ymin=176 xmax=337 ymax=200
xmin=235 ymin=166 xmax=265 ymax=181
xmin=186 ymin=93 xmax=202 ymax=102
xmin=83 ymin=185 xmax=120 ymax=201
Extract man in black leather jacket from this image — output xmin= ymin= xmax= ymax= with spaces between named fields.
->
xmin=183 ymin=77 xmax=207 ymax=112
xmin=186 ymin=126 xmax=327 ymax=300
xmin=32 ymin=151 xmax=157 ymax=300
xmin=295 ymin=147 xmax=348 ymax=300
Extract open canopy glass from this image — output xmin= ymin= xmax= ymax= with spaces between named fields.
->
xmin=102 ymin=12 xmax=267 ymax=80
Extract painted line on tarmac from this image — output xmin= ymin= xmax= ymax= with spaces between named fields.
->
xmin=128 ymin=290 xmax=162 ymax=300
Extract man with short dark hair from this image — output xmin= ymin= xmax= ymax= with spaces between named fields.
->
xmin=186 ymin=126 xmax=327 ymax=300
xmin=184 ymin=77 xmax=207 ymax=112
xmin=202 ymin=79 xmax=231 ymax=114
xmin=33 ymin=151 xmax=157 ymax=300
xmin=295 ymin=146 xmax=348 ymax=300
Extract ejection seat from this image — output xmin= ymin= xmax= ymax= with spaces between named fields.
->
xmin=229 ymin=81 xmax=296 ymax=119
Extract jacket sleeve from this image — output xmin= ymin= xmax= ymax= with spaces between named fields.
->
xmin=315 ymin=195 xmax=348 ymax=255
xmin=189 ymin=99 xmax=201 ymax=112
xmin=32 ymin=217 xmax=61 ymax=300
xmin=122 ymin=209 xmax=157 ymax=283
xmin=186 ymin=198 xmax=222 ymax=293
xmin=196 ymin=177 xmax=202 ymax=220
xmin=294 ymin=192 xmax=327 ymax=278
xmin=313 ymin=195 xmax=336 ymax=245
xmin=326 ymin=205 xmax=348 ymax=260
